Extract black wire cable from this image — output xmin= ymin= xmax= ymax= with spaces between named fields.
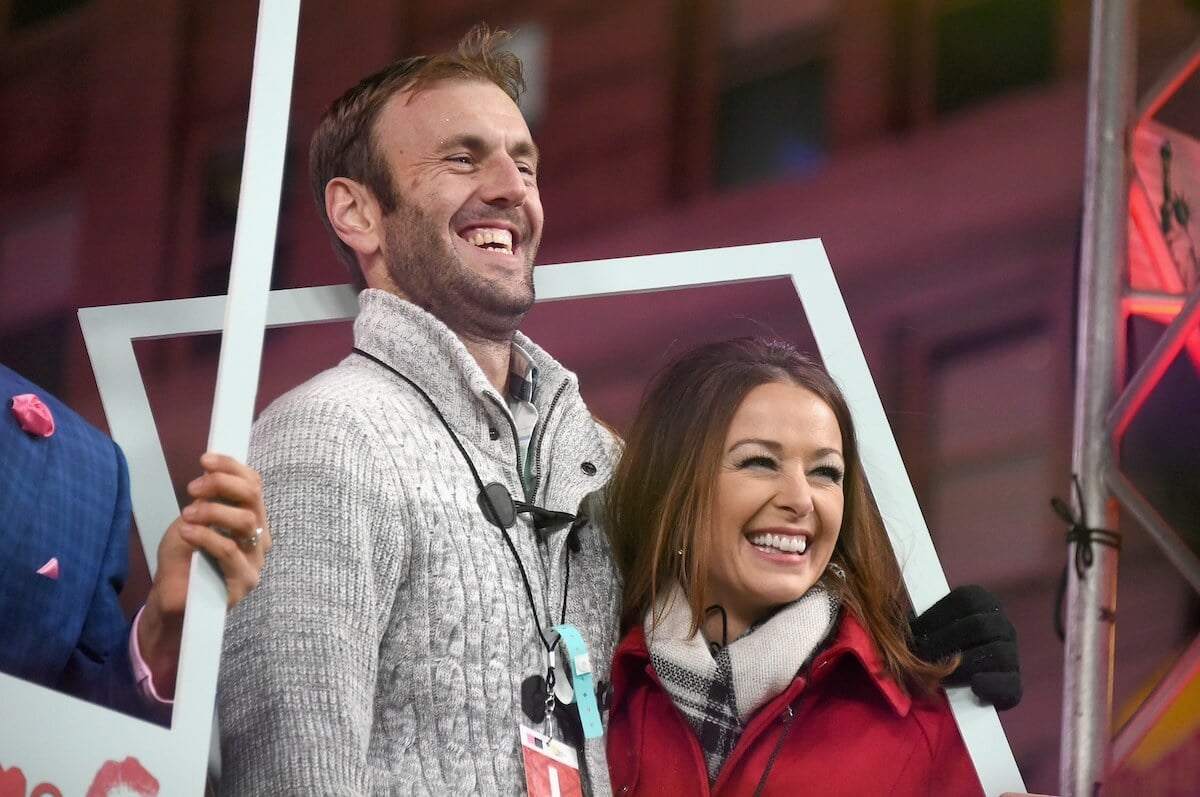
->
xmin=752 ymin=705 xmax=795 ymax=797
xmin=353 ymin=347 xmax=570 ymax=651
xmin=705 ymin=604 xmax=729 ymax=655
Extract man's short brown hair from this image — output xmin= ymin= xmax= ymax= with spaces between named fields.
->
xmin=309 ymin=24 xmax=526 ymax=287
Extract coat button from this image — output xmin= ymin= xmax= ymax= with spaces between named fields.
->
xmin=488 ymin=427 xmax=500 ymax=440
xmin=581 ymin=461 xmax=597 ymax=475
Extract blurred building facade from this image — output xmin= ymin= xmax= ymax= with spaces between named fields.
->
xmin=2 ymin=0 xmax=1200 ymax=792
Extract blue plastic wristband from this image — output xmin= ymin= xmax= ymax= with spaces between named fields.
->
xmin=553 ymin=623 xmax=603 ymax=739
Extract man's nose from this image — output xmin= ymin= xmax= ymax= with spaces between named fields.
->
xmin=480 ymin=156 xmax=529 ymax=207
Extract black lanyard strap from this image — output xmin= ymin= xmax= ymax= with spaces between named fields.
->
xmin=352 ymin=347 xmax=570 ymax=652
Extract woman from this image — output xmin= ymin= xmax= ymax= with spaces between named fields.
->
xmin=605 ymin=338 xmax=983 ymax=796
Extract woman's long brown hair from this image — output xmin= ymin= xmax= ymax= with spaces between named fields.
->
xmin=605 ymin=337 xmax=955 ymax=695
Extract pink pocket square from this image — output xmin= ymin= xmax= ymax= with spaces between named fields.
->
xmin=10 ymin=393 xmax=55 ymax=438
xmin=36 ymin=557 xmax=60 ymax=580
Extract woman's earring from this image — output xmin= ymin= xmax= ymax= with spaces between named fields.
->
xmin=827 ymin=562 xmax=846 ymax=580
xmin=676 ymin=548 xmax=684 ymax=556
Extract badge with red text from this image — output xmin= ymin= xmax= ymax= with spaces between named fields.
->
xmin=519 ymin=725 xmax=583 ymax=797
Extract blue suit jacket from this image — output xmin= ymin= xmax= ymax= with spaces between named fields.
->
xmin=0 ymin=364 xmax=144 ymax=717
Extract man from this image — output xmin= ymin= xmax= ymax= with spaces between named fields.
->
xmin=219 ymin=26 xmax=618 ymax=795
xmin=218 ymin=25 xmax=1018 ymax=795
xmin=0 ymin=363 xmax=269 ymax=719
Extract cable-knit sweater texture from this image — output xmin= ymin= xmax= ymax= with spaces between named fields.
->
xmin=218 ymin=290 xmax=621 ymax=795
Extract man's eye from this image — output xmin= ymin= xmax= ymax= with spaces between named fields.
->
xmin=448 ymin=155 xmax=474 ymax=166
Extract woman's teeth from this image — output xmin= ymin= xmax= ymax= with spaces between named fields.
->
xmin=747 ymin=533 xmax=808 ymax=554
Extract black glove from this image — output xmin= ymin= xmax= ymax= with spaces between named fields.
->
xmin=910 ymin=585 xmax=1022 ymax=710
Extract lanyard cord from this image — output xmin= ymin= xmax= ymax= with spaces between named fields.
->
xmin=753 ymin=666 xmax=815 ymax=797
xmin=352 ymin=347 xmax=568 ymax=653
xmin=752 ymin=704 xmax=796 ymax=797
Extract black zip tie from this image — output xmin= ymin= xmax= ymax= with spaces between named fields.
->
xmin=1050 ymin=474 xmax=1122 ymax=641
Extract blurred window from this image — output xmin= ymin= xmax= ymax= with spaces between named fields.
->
xmin=717 ymin=60 xmax=828 ymax=188
xmin=716 ymin=0 xmax=833 ymax=188
xmin=0 ymin=203 xmax=79 ymax=394
xmin=934 ymin=0 xmax=1057 ymax=114
xmin=927 ymin=323 xmax=1058 ymax=585
xmin=191 ymin=137 xmax=293 ymax=355
xmin=9 ymin=0 xmax=90 ymax=32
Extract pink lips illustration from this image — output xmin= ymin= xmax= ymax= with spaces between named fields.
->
xmin=2 ymin=756 xmax=159 ymax=797
xmin=86 ymin=758 xmax=159 ymax=797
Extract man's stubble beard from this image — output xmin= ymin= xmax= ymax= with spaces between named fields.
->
xmin=381 ymin=194 xmax=538 ymax=342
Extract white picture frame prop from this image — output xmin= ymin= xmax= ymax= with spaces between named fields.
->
xmin=1 ymin=240 xmax=1026 ymax=795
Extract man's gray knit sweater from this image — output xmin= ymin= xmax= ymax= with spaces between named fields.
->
xmin=218 ymin=290 xmax=621 ymax=795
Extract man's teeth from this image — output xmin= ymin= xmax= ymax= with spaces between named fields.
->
xmin=748 ymin=533 xmax=808 ymax=554
xmin=466 ymin=229 xmax=513 ymax=254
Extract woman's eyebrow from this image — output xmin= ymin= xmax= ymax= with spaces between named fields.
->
xmin=726 ymin=440 xmax=844 ymax=461
xmin=727 ymin=438 xmax=783 ymax=453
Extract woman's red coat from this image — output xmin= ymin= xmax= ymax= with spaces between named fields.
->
xmin=606 ymin=613 xmax=985 ymax=796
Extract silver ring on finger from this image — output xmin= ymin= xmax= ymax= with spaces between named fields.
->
xmin=237 ymin=527 xmax=264 ymax=550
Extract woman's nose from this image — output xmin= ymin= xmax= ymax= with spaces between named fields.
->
xmin=774 ymin=471 xmax=815 ymax=517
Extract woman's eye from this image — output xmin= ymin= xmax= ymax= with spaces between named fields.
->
xmin=737 ymin=455 xmax=777 ymax=470
xmin=811 ymin=465 xmax=844 ymax=484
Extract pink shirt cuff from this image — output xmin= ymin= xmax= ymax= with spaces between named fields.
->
xmin=129 ymin=607 xmax=175 ymax=707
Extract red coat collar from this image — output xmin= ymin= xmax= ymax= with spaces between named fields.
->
xmin=811 ymin=612 xmax=913 ymax=716
xmin=613 ymin=610 xmax=914 ymax=718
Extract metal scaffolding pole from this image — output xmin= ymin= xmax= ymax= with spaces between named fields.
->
xmin=1060 ymin=1 xmax=1136 ymax=795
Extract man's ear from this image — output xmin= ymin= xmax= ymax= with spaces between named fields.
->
xmin=326 ymin=177 xmax=382 ymax=259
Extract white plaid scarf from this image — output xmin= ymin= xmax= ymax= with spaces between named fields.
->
xmin=647 ymin=583 xmax=839 ymax=783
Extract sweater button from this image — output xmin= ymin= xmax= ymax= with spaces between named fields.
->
xmin=581 ymin=461 xmax=597 ymax=475
xmin=488 ymin=427 xmax=500 ymax=440
xmin=596 ymin=679 xmax=612 ymax=710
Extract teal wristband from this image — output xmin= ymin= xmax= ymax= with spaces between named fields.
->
xmin=553 ymin=623 xmax=603 ymax=739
